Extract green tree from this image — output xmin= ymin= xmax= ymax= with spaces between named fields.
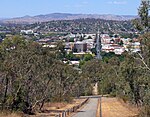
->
xmin=83 ymin=54 xmax=93 ymax=61
xmin=0 ymin=35 xmax=86 ymax=114
xmin=66 ymin=52 xmax=75 ymax=60
xmin=138 ymin=0 xmax=150 ymax=30
xmin=81 ymin=60 xmax=105 ymax=95
xmin=55 ymin=41 xmax=66 ymax=60
xmin=133 ymin=0 xmax=150 ymax=32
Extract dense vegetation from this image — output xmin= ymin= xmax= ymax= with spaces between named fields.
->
xmin=0 ymin=36 xmax=92 ymax=114
xmin=0 ymin=1 xmax=149 ymax=116
xmin=80 ymin=32 xmax=150 ymax=116
xmin=1 ymin=33 xmax=149 ymax=116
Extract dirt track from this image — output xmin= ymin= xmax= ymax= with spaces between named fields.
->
xmin=101 ymin=97 xmax=139 ymax=117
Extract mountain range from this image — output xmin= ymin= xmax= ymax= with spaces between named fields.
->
xmin=0 ymin=13 xmax=137 ymax=24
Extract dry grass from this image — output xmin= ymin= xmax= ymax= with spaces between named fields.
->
xmin=0 ymin=112 xmax=23 ymax=117
xmin=43 ymin=102 xmax=68 ymax=110
xmin=96 ymin=98 xmax=100 ymax=117
xmin=101 ymin=97 xmax=139 ymax=117
xmin=28 ymin=98 xmax=87 ymax=117
xmin=43 ymin=98 xmax=86 ymax=111
xmin=0 ymin=99 xmax=87 ymax=117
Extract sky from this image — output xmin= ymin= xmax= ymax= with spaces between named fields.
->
xmin=0 ymin=0 xmax=141 ymax=18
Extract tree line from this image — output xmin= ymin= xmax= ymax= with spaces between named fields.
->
xmin=0 ymin=36 xmax=92 ymax=114
xmin=0 ymin=33 xmax=149 ymax=116
xmin=0 ymin=1 xmax=149 ymax=116
xmin=81 ymin=35 xmax=150 ymax=115
xmin=81 ymin=1 xmax=150 ymax=116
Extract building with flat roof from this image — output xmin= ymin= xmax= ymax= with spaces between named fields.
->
xmin=73 ymin=41 xmax=87 ymax=52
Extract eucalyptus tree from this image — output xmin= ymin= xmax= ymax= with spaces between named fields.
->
xmin=138 ymin=0 xmax=150 ymax=31
xmin=132 ymin=0 xmax=150 ymax=32
xmin=81 ymin=59 xmax=105 ymax=95
xmin=50 ymin=61 xmax=80 ymax=102
xmin=0 ymin=36 xmax=56 ymax=113
xmin=0 ymin=35 xmax=83 ymax=114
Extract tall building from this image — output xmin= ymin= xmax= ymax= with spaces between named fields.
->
xmin=73 ymin=41 xmax=87 ymax=53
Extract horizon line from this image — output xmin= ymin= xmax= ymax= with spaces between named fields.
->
xmin=0 ymin=12 xmax=138 ymax=19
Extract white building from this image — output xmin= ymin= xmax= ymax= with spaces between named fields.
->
xmin=83 ymin=39 xmax=95 ymax=51
xmin=21 ymin=30 xmax=34 ymax=34
xmin=101 ymin=34 xmax=112 ymax=44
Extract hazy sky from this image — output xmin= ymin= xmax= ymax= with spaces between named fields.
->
xmin=0 ymin=0 xmax=141 ymax=18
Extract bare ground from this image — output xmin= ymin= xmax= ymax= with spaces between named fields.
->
xmin=0 ymin=99 xmax=86 ymax=117
xmin=101 ymin=97 xmax=139 ymax=117
xmin=0 ymin=112 xmax=23 ymax=117
xmin=29 ymin=98 xmax=87 ymax=117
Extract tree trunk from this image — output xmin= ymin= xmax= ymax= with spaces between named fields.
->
xmin=2 ymin=77 xmax=9 ymax=110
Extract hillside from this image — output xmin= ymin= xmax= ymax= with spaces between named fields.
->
xmin=24 ymin=18 xmax=136 ymax=34
xmin=0 ymin=13 xmax=137 ymax=24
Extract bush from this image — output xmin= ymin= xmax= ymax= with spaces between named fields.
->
xmin=139 ymin=105 xmax=150 ymax=117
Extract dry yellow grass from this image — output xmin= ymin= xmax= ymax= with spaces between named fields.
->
xmin=0 ymin=99 xmax=87 ymax=117
xmin=43 ymin=98 xmax=86 ymax=111
xmin=29 ymin=98 xmax=87 ymax=117
xmin=0 ymin=112 xmax=23 ymax=117
xmin=101 ymin=97 xmax=139 ymax=117
xmin=96 ymin=98 xmax=100 ymax=117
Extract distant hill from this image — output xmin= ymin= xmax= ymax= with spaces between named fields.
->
xmin=24 ymin=18 xmax=137 ymax=34
xmin=0 ymin=13 xmax=137 ymax=24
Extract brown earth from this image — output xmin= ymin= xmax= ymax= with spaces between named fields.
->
xmin=0 ymin=99 xmax=86 ymax=117
xmin=29 ymin=98 xmax=87 ymax=117
xmin=43 ymin=98 xmax=86 ymax=110
xmin=0 ymin=112 xmax=23 ymax=117
xmin=101 ymin=97 xmax=139 ymax=117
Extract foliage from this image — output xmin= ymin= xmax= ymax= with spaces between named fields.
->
xmin=69 ymin=38 xmax=74 ymax=42
xmin=132 ymin=0 xmax=150 ymax=32
xmin=138 ymin=1 xmax=149 ymax=29
xmin=83 ymin=54 xmax=93 ymax=61
xmin=0 ymin=36 xmax=85 ymax=114
xmin=65 ymin=52 xmax=76 ymax=60
xmin=81 ymin=33 xmax=150 ymax=116
xmin=91 ymin=48 xmax=96 ymax=55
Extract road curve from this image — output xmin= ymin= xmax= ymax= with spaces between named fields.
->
xmin=72 ymin=98 xmax=98 ymax=117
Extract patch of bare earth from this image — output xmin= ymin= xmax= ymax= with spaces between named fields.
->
xmin=96 ymin=98 xmax=101 ymax=117
xmin=0 ymin=99 xmax=87 ymax=117
xmin=101 ymin=97 xmax=139 ymax=117
xmin=0 ymin=112 xmax=23 ymax=117
xmin=29 ymin=98 xmax=87 ymax=117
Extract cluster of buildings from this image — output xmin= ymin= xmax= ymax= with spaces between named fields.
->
xmin=19 ymin=29 xmax=141 ymax=56
xmin=102 ymin=34 xmax=129 ymax=55
xmin=102 ymin=34 xmax=141 ymax=54
xmin=64 ymin=34 xmax=95 ymax=54
xmin=64 ymin=33 xmax=141 ymax=55
xmin=0 ymin=28 xmax=141 ymax=66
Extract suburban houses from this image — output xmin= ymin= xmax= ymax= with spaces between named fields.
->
xmin=63 ymin=33 xmax=140 ymax=55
